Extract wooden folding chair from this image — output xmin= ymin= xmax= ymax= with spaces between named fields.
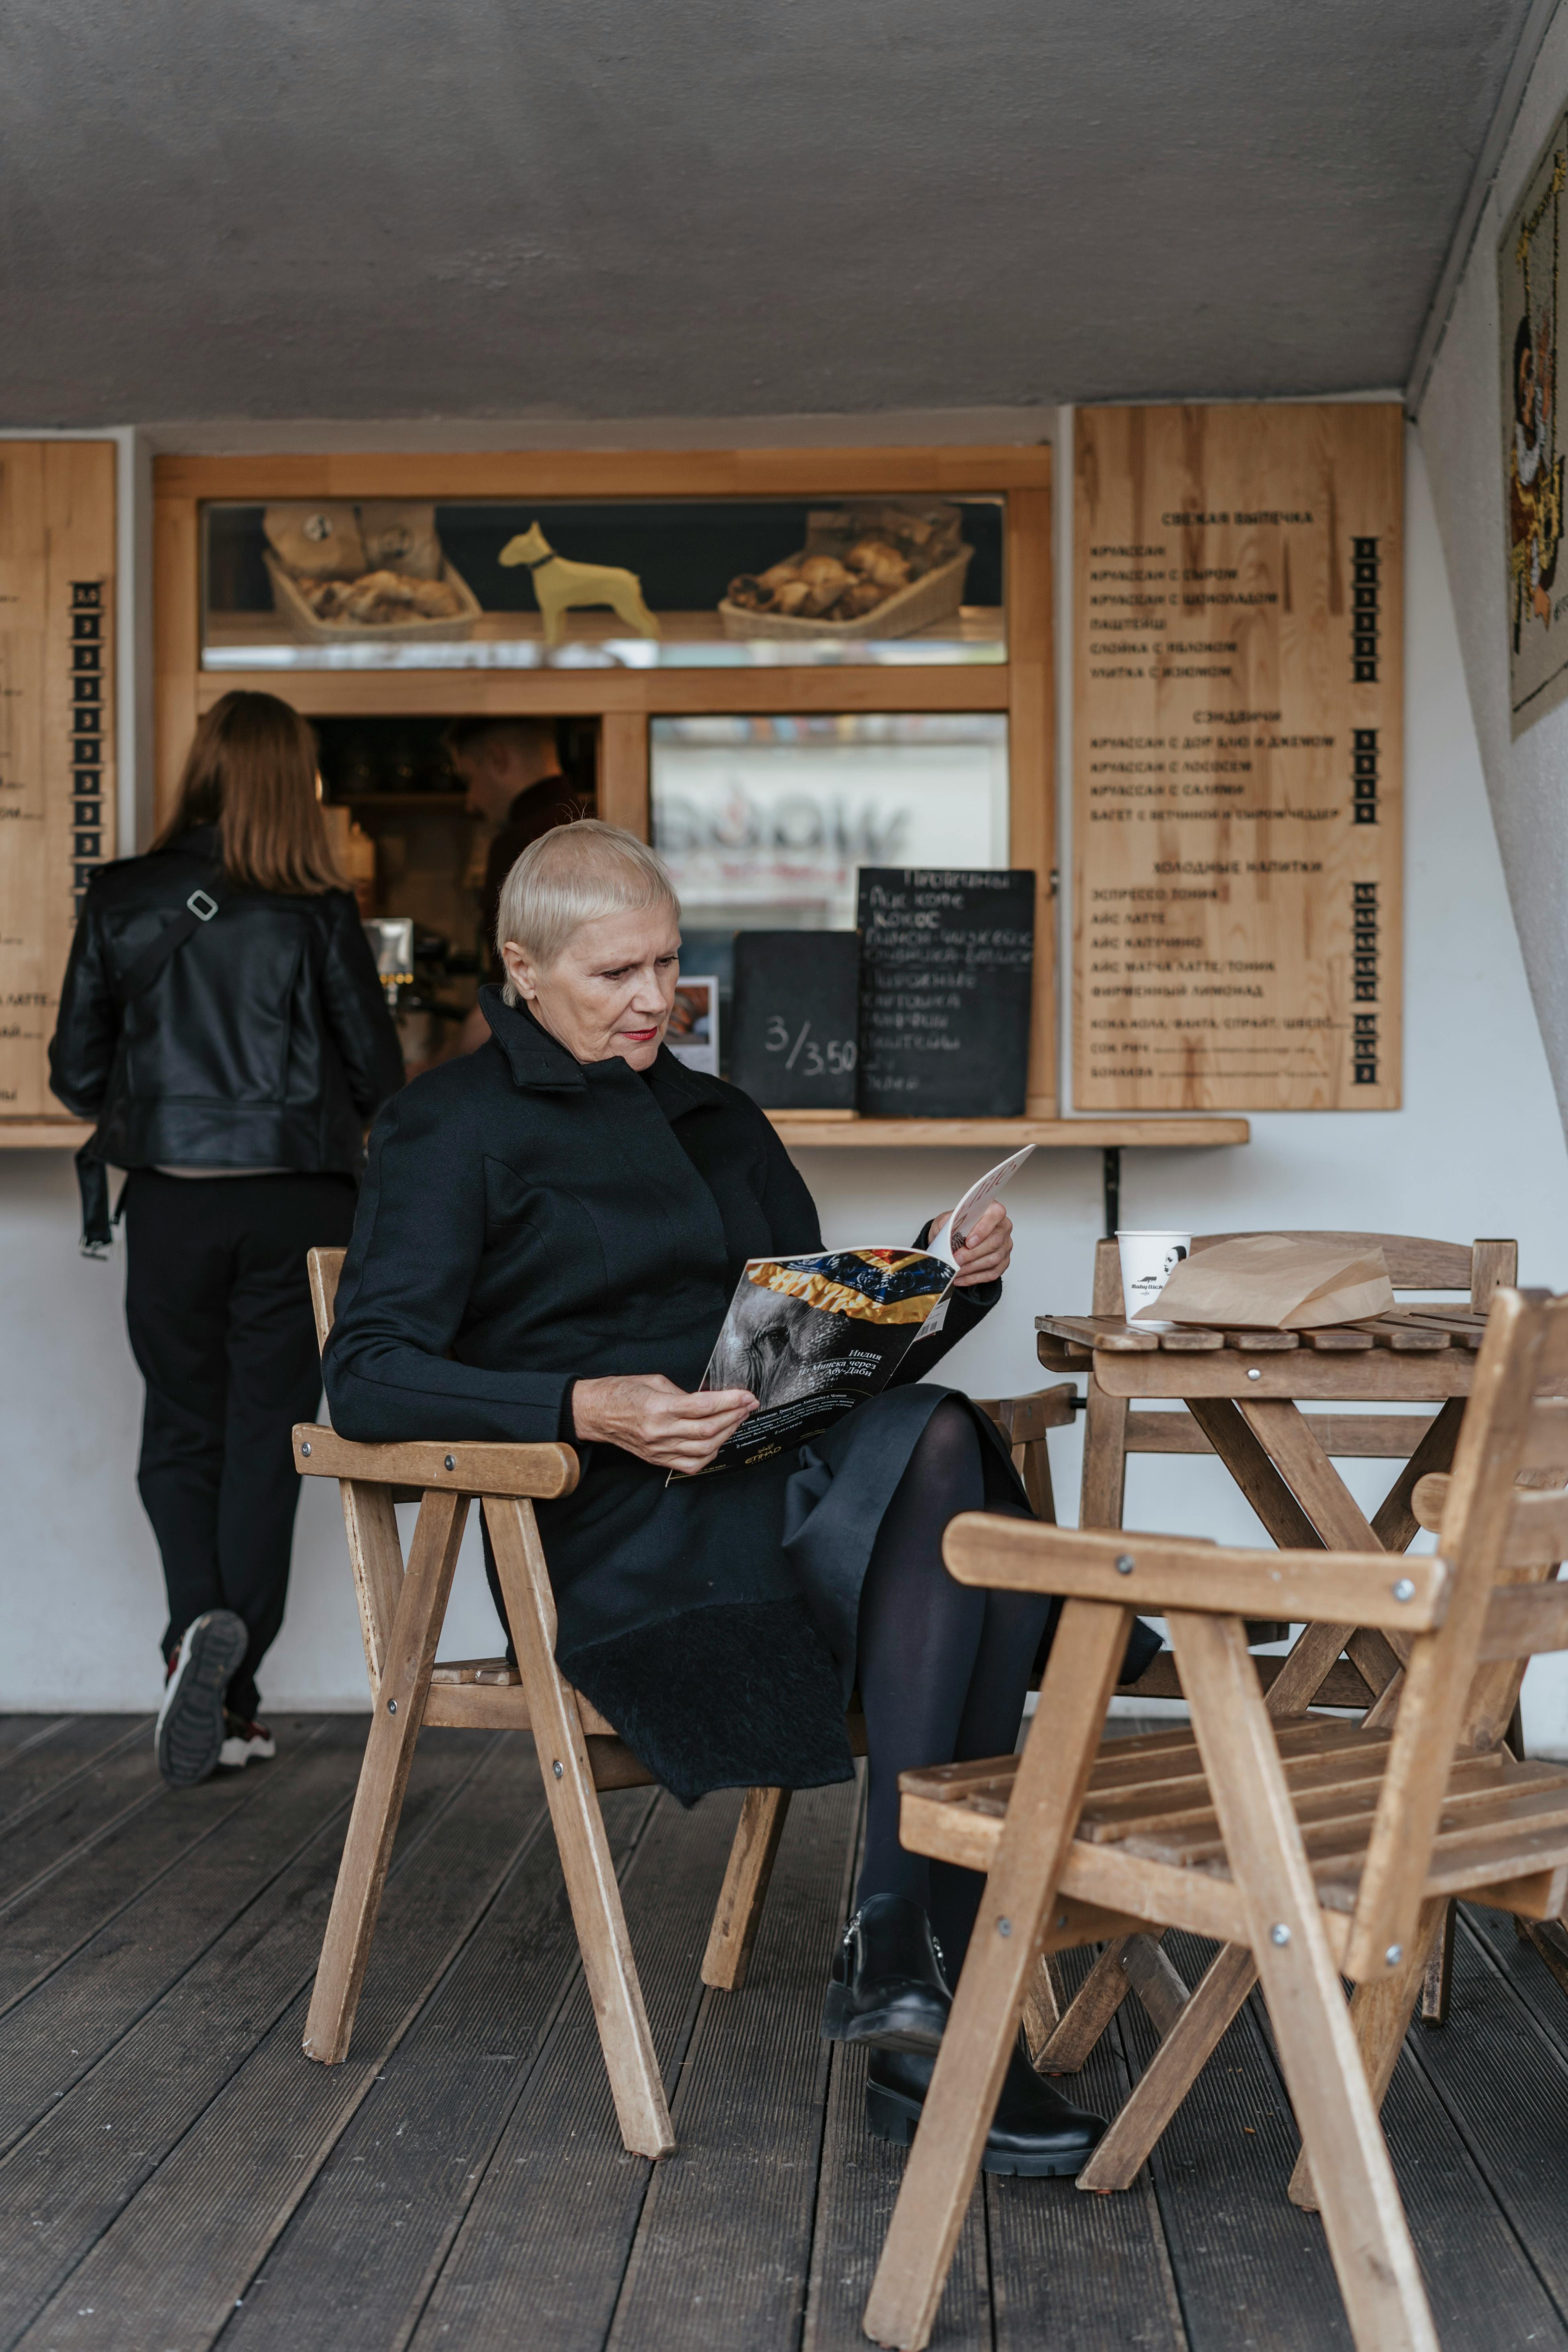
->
xmin=864 ymin=1283 xmax=1568 ymax=2352
xmin=293 ymin=1246 xmax=1074 ymax=2157
xmin=1037 ymin=1229 xmax=1518 ymax=2070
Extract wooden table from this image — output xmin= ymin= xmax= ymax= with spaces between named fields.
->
xmin=1034 ymin=1305 xmax=1487 ymax=1718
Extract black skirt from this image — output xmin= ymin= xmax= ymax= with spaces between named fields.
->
xmin=542 ymin=1382 xmax=1027 ymax=1806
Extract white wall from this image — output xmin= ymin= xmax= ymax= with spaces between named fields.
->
xmin=4 ymin=420 xmax=1567 ymax=1749
xmin=1418 ymin=1 xmax=1568 ymax=1129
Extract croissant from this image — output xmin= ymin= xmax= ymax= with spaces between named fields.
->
xmin=758 ymin=561 xmax=804 ymax=593
xmin=412 ymin=578 xmax=461 ymax=618
xmin=773 ymin=580 xmax=813 ymax=615
xmin=846 ymin=538 xmax=910 ymax=589
xmin=344 ymin=570 xmax=419 ymax=622
xmin=833 ymin=579 xmax=886 ymax=618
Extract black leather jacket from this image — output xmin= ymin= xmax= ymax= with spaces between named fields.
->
xmin=49 ymin=824 xmax=404 ymax=1240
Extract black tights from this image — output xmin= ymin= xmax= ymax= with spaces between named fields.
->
xmin=854 ymin=1400 xmax=1050 ymax=1979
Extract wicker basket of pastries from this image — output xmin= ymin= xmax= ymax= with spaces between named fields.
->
xmin=719 ymin=501 xmax=973 ymax=640
xmin=262 ymin=502 xmax=481 ymax=642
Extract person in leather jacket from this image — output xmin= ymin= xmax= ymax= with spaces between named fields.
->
xmin=49 ymin=690 xmax=404 ymax=1787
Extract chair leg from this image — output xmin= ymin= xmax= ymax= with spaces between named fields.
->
xmin=1078 ymin=1942 xmax=1258 ymax=2193
xmin=1417 ymin=1898 xmax=1456 ymax=2028
xmin=702 ymin=1786 xmax=792 ymax=1992
xmin=1020 ymin=1943 xmax=1063 ymax=2063
xmin=304 ymin=1489 xmax=468 ymax=2065
xmin=1171 ymin=1612 xmax=1438 ymax=2352
xmin=1289 ymin=1898 xmax=1448 ymax=2211
xmin=1032 ymin=1933 xmax=1137 ymax=2069
xmin=485 ymin=1495 xmax=675 ymax=2161
xmin=863 ymin=1600 xmax=1131 ymax=2352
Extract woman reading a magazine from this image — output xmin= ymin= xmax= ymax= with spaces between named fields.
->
xmin=326 ymin=823 xmax=1150 ymax=2175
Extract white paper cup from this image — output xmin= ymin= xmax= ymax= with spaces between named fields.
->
xmin=1116 ymin=1230 xmax=1193 ymax=1325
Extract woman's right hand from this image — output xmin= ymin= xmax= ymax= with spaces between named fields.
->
xmin=570 ymin=1373 xmax=758 ymax=1474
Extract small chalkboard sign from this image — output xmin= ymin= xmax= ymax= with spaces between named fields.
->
xmin=729 ymin=931 xmax=861 ymax=1109
xmin=856 ymin=868 xmax=1034 ymax=1117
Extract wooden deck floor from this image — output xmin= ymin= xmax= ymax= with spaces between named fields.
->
xmin=3 ymin=1713 xmax=1568 ymax=2351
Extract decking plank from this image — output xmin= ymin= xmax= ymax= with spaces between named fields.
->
xmin=1394 ymin=1909 xmax=1568 ymax=2327
xmin=1377 ymin=2026 xmax=1568 ymax=2351
xmin=402 ymin=1786 xmax=748 ymax=2352
xmin=1120 ymin=1935 xmax=1351 ymax=2352
xmin=215 ymin=1774 xmax=656 ymax=2352
xmin=1464 ymin=1902 xmax=1568 ymax=2060
xmin=0 ymin=1732 xmax=517 ymax=2333
xmin=603 ymin=1778 xmax=859 ymax=2352
xmin=0 ymin=1719 xmax=151 ymax=1833
xmin=0 ymin=1721 xmax=72 ymax=1773
xmin=0 ymin=1731 xmax=167 ymax=1913
xmin=0 ymin=1719 xmax=344 ymax=2024
xmin=1233 ymin=1939 xmax=1567 ymax=2352
xmin=0 ymin=1721 xmax=374 ymax=2150
xmin=802 ymin=2039 xmax=991 ymax=2352
xmin=988 ymin=1945 xmax=1187 ymax=2352
xmin=10 ymin=1732 xmax=549 ymax=2352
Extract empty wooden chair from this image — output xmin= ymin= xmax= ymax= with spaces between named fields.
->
xmin=864 ymin=1283 xmax=1568 ymax=2352
xmin=294 ymin=1246 xmax=1075 ymax=2156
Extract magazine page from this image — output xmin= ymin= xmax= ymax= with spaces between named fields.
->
xmin=925 ymin=1143 xmax=1035 ymax=1265
xmin=681 ymin=1244 xmax=954 ymax=1476
xmin=679 ymin=1144 xmax=1034 ymax=1478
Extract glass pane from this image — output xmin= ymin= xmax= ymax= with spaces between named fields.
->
xmin=651 ymin=714 xmax=1009 ymax=1056
xmin=200 ymin=496 xmax=1005 ymax=672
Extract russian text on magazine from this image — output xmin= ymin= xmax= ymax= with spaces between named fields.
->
xmin=678 ymin=1146 xmax=1032 ymax=1478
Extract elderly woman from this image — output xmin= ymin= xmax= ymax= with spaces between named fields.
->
xmin=325 ymin=822 xmax=1121 ymax=2174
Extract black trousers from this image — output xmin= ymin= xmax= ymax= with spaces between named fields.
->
xmin=122 ymin=1169 xmax=357 ymax=1719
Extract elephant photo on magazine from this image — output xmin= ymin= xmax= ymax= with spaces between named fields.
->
xmin=678 ymin=1146 xmax=1032 ymax=1477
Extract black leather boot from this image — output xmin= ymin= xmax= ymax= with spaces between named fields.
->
xmin=821 ymin=1893 xmax=952 ymax=2051
xmin=865 ymin=2042 xmax=1106 ymax=2177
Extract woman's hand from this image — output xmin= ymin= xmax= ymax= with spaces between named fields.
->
xmin=938 ymin=1201 xmax=1013 ymax=1289
xmin=570 ymin=1373 xmax=758 ymax=1473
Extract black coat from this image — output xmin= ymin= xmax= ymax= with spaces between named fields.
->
xmin=49 ymin=824 xmax=404 ymax=1239
xmin=324 ymin=988 xmax=1020 ymax=1800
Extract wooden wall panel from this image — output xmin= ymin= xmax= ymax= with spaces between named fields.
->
xmin=1073 ymin=403 xmax=1403 ymax=1111
xmin=0 ymin=442 xmax=116 ymax=1120
xmin=1007 ymin=483 xmax=1057 ymax=1114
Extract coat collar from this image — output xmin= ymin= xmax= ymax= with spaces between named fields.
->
xmin=480 ymin=987 xmax=587 ymax=1091
xmin=479 ymin=986 xmax=723 ymax=1120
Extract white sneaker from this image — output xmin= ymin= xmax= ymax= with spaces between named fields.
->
xmin=155 ymin=1610 xmax=248 ymax=1787
xmin=218 ymin=1713 xmax=277 ymax=1769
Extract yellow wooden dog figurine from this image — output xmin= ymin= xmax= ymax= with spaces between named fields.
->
xmin=498 ymin=522 xmax=661 ymax=647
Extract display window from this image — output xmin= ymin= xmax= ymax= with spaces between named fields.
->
xmin=652 ymin=713 xmax=1010 ymax=1050
xmin=200 ymin=495 xmax=1007 ymax=672
xmin=155 ymin=447 xmax=1057 ymax=1120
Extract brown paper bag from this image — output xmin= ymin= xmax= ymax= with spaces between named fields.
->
xmin=263 ymin=502 xmax=368 ymax=581
xmin=1135 ymin=1234 xmax=1393 ymax=1330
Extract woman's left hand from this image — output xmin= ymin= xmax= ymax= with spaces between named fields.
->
xmin=939 ymin=1201 xmax=1013 ymax=1288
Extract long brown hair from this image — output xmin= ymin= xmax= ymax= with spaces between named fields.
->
xmin=154 ymin=691 xmax=344 ymax=894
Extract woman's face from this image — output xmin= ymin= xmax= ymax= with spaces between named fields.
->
xmin=502 ymin=906 xmax=681 ymax=1069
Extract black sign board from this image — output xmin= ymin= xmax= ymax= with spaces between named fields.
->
xmin=856 ymin=868 xmax=1034 ymax=1117
xmin=729 ymin=930 xmax=861 ymax=1110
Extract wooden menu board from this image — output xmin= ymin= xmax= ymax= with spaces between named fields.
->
xmin=1073 ymin=403 xmax=1401 ymax=1110
xmin=0 ymin=443 xmax=116 ymax=1122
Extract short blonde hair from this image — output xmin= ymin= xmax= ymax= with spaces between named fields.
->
xmin=496 ymin=820 xmax=681 ymax=1001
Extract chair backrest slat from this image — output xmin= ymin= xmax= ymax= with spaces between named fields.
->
xmin=1344 ymin=1287 xmax=1554 ymax=1978
xmin=309 ymin=1246 xmax=346 ymax=1354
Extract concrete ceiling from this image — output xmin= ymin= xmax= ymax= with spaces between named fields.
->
xmin=1 ymin=0 xmax=1535 ymax=428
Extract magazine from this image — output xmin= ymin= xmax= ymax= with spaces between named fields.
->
xmin=678 ymin=1146 xmax=1033 ymax=1476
